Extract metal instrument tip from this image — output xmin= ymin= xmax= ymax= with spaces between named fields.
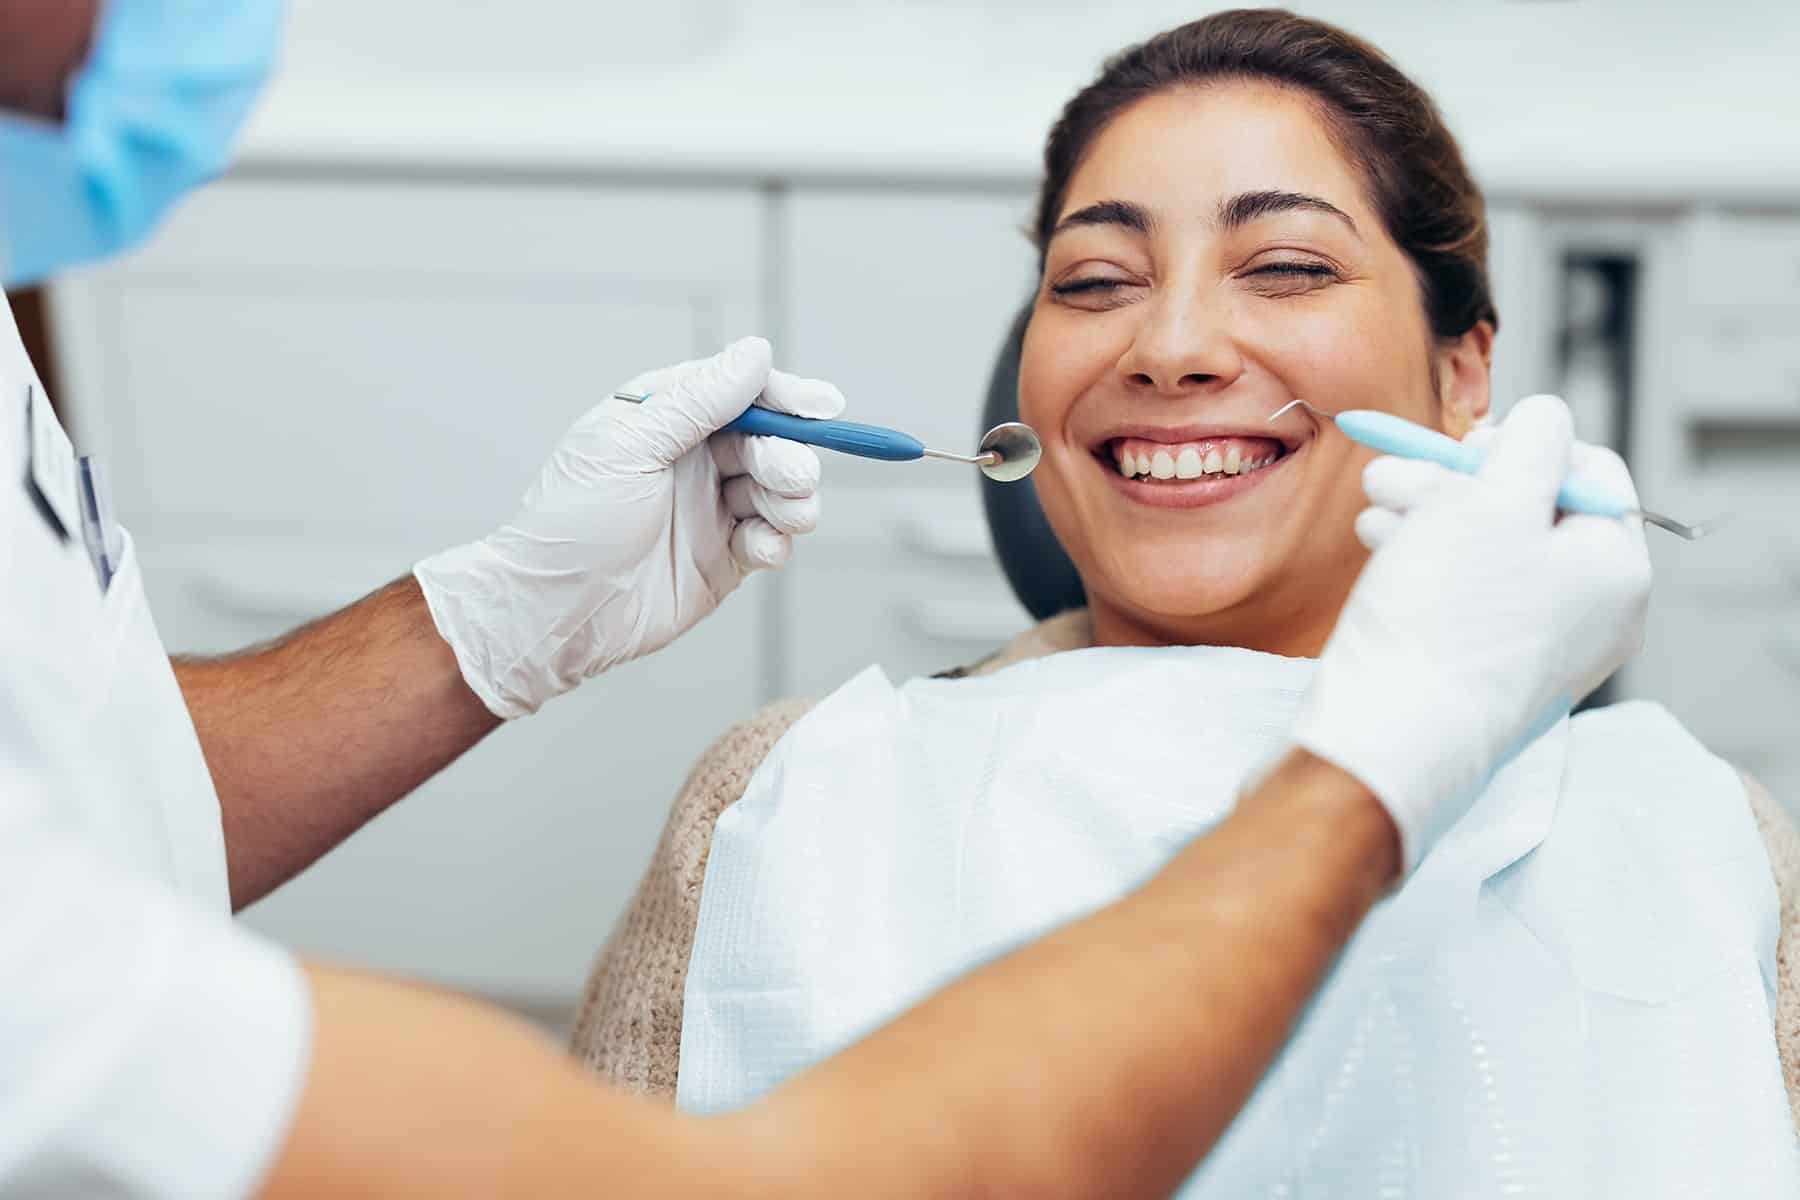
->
xmin=1637 ymin=510 xmax=1725 ymax=541
xmin=1268 ymin=399 xmax=1325 ymax=423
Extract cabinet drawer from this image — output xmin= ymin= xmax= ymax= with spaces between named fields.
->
xmin=1668 ymin=321 xmax=1800 ymax=415
xmin=139 ymin=534 xmax=768 ymax=1007
xmin=50 ymin=180 xmax=766 ymax=545
xmin=783 ymin=481 xmax=1028 ymax=696
xmin=1666 ymin=213 xmax=1800 ymax=413
xmin=785 ymin=187 xmax=1040 ymax=491
xmin=1677 ymin=212 xmax=1800 ymax=313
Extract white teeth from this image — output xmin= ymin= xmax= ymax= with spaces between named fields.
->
xmin=1114 ymin=441 xmax=1284 ymax=480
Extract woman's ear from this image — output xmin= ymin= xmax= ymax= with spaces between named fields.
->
xmin=1435 ymin=322 xmax=1494 ymax=438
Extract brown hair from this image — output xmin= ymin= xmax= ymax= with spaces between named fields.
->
xmin=1033 ymin=8 xmax=1497 ymax=338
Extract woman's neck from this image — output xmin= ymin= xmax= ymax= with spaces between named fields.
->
xmin=1087 ymin=585 xmax=1348 ymax=660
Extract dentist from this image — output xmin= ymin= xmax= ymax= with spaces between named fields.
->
xmin=0 ymin=1 xmax=1650 ymax=1197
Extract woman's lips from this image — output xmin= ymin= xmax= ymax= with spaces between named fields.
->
xmin=1092 ymin=435 xmax=1299 ymax=509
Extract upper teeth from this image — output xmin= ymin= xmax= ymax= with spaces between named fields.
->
xmin=1115 ymin=441 xmax=1281 ymax=479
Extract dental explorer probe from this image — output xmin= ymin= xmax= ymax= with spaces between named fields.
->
xmin=1268 ymin=400 xmax=1716 ymax=540
xmin=612 ymin=391 xmax=1043 ymax=483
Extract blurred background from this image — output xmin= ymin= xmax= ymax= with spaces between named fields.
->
xmin=13 ymin=0 xmax=1799 ymax=1029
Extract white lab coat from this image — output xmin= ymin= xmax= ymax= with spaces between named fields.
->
xmin=0 ymin=297 xmax=308 ymax=1199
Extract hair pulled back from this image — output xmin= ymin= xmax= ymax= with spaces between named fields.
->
xmin=1034 ymin=8 xmax=1497 ymax=337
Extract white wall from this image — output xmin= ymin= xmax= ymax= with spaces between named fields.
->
xmin=256 ymin=0 xmax=1800 ymax=195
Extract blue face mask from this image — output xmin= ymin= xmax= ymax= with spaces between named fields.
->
xmin=0 ymin=0 xmax=284 ymax=287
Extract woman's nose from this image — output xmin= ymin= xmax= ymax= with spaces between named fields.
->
xmin=1116 ymin=292 xmax=1244 ymax=396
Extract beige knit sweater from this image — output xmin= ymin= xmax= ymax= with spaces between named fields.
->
xmin=569 ymin=611 xmax=1800 ymax=1128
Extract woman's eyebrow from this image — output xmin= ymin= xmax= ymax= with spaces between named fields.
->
xmin=1218 ymin=189 xmax=1360 ymax=237
xmin=1050 ymin=199 xmax=1156 ymax=240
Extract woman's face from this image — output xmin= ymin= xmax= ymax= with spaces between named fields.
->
xmin=1021 ymin=81 xmax=1490 ymax=655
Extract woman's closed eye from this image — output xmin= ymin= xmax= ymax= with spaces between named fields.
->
xmin=1241 ymin=259 xmax=1340 ymax=295
xmin=1048 ymin=273 xmax=1144 ymax=311
xmin=1049 ymin=258 xmax=1343 ymax=310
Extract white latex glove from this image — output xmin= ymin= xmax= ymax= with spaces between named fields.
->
xmin=1291 ymin=394 xmax=1651 ymax=873
xmin=415 ymin=336 xmax=844 ymax=719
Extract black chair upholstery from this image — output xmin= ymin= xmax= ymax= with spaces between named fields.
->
xmin=979 ymin=306 xmax=1086 ymax=620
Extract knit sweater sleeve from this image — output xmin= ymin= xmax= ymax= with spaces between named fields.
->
xmin=1739 ymin=771 xmax=1800 ymax=1129
xmin=567 ymin=698 xmax=813 ymax=1100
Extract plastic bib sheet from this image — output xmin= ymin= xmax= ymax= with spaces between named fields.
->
xmin=679 ymin=646 xmax=1796 ymax=1196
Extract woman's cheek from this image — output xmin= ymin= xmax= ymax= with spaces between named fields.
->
xmin=1019 ymin=316 xmax=1097 ymax=428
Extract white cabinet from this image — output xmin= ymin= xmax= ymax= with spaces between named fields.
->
xmin=779 ymin=188 xmax=1040 ymax=696
xmin=1483 ymin=204 xmax=1557 ymax=424
xmin=1622 ymin=211 xmax=1800 ymax=817
xmin=50 ymin=180 xmax=772 ymax=1012
xmin=783 ymin=188 xmax=1041 ymax=490
xmin=53 ymin=180 xmax=767 ymax=547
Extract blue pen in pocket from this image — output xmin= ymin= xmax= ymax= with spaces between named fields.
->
xmin=76 ymin=455 xmax=123 ymax=591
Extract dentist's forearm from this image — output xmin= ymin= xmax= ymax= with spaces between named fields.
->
xmin=174 ymin=576 xmax=500 ymax=909
xmin=257 ymin=750 xmax=1391 ymax=1199
xmin=742 ymin=748 xmax=1396 ymax=1198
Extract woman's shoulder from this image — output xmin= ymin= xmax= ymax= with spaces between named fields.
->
xmin=1574 ymin=705 xmax=1800 ymax=1129
xmin=1567 ymin=699 xmax=1748 ymax=791
xmin=667 ymin=609 xmax=1093 ymax=844
xmin=670 ymin=697 xmax=816 ymax=838
xmin=1566 ymin=699 xmax=1767 ymax=807
xmin=1566 ymin=698 xmax=1796 ymax=883
xmin=568 ymin=696 xmax=817 ymax=1092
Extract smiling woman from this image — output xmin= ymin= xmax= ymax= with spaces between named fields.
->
xmin=568 ymin=8 xmax=1800 ymax=1188
xmin=1022 ymin=14 xmax=1494 ymax=656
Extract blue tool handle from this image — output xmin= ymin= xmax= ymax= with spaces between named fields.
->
xmin=1335 ymin=409 xmax=1632 ymax=519
xmin=724 ymin=406 xmax=926 ymax=462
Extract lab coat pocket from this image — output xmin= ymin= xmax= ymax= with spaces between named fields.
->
xmin=84 ymin=529 xmax=233 ymax=906
xmin=88 ymin=530 xmax=143 ymax=687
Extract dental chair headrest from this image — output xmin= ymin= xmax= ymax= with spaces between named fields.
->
xmin=981 ymin=306 xmax=1086 ymax=620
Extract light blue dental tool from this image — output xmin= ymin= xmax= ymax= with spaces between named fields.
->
xmin=611 ymin=391 xmax=1042 ymax=482
xmin=1268 ymin=399 xmax=1716 ymax=540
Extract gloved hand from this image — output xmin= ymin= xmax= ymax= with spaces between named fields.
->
xmin=415 ymin=336 xmax=844 ymax=719
xmin=1291 ymin=394 xmax=1651 ymax=873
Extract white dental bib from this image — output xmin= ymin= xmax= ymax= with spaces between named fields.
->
xmin=678 ymin=645 xmax=1798 ymax=1195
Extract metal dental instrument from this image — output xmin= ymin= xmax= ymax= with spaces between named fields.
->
xmin=1268 ymin=399 xmax=1718 ymax=540
xmin=612 ymin=391 xmax=1043 ymax=483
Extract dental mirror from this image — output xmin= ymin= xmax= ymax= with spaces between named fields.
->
xmin=974 ymin=422 xmax=1042 ymax=483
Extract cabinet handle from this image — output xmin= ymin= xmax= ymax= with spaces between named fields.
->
xmin=902 ymin=600 xmax=1026 ymax=645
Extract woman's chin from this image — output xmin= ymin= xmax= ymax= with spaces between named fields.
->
xmin=1088 ymin=556 xmax=1269 ymax=639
